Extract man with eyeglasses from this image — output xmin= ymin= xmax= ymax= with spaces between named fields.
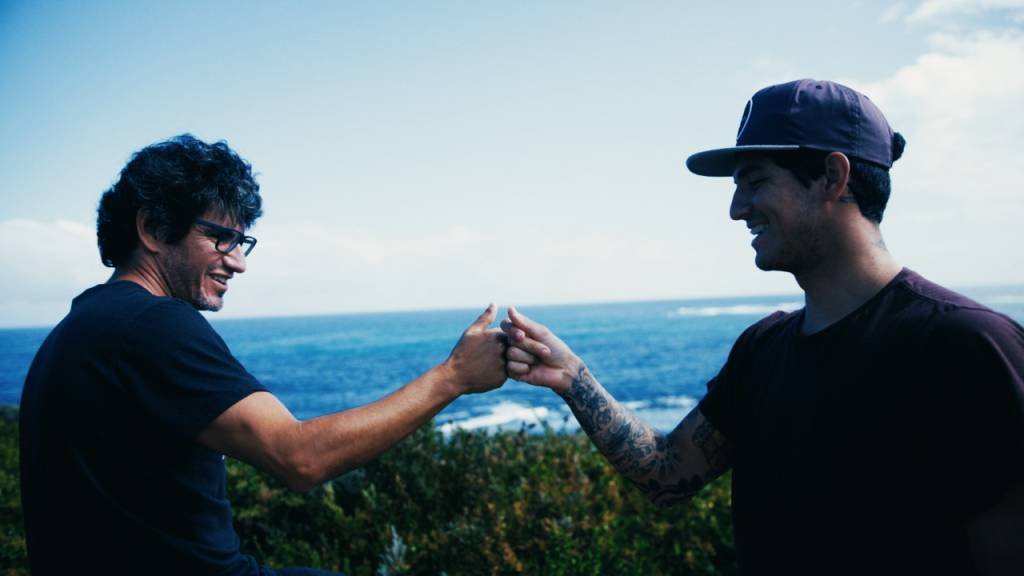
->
xmin=19 ymin=134 xmax=508 ymax=575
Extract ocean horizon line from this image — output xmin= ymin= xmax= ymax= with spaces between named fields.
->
xmin=184 ymin=280 xmax=1024 ymax=326
xmin=3 ymin=280 xmax=1024 ymax=331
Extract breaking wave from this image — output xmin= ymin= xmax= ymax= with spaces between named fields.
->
xmin=671 ymin=302 xmax=801 ymax=317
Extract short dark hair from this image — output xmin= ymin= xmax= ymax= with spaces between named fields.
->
xmin=97 ymin=134 xmax=263 ymax=267
xmin=763 ymin=134 xmax=906 ymax=224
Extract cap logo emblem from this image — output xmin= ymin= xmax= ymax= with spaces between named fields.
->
xmin=736 ymin=98 xmax=753 ymax=143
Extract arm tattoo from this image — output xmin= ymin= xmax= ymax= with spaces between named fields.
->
xmin=693 ymin=419 xmax=731 ymax=475
xmin=561 ymin=366 xmax=726 ymax=506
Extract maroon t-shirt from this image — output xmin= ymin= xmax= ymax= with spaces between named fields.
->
xmin=698 ymin=269 xmax=1024 ymax=575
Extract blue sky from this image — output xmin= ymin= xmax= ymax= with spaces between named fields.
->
xmin=1 ymin=0 xmax=1023 ymax=327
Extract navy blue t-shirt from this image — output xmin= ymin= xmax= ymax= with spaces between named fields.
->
xmin=20 ymin=281 xmax=268 ymax=575
xmin=698 ymin=269 xmax=1024 ymax=575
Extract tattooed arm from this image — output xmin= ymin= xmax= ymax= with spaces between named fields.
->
xmin=501 ymin=306 xmax=732 ymax=506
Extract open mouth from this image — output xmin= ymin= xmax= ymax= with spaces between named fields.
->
xmin=209 ymin=274 xmax=230 ymax=288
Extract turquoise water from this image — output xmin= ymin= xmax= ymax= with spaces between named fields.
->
xmin=4 ymin=286 xmax=1023 ymax=432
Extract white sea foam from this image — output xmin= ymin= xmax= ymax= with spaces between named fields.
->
xmin=438 ymin=394 xmax=700 ymax=435
xmin=658 ymin=395 xmax=697 ymax=409
xmin=671 ymin=301 xmax=801 ymax=317
xmin=438 ymin=401 xmax=551 ymax=434
xmin=637 ymin=395 xmax=696 ymax=431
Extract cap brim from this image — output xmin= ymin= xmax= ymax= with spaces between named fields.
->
xmin=686 ymin=145 xmax=801 ymax=177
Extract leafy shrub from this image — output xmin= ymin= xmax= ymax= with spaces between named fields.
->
xmin=0 ymin=416 xmax=27 ymax=576
xmin=229 ymin=423 xmax=735 ymax=575
xmin=0 ymin=414 xmax=735 ymax=575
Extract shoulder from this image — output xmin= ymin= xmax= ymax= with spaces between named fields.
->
xmin=721 ymin=308 xmax=802 ymax=363
xmin=133 ymin=297 xmax=214 ymax=333
xmin=119 ymin=292 xmax=228 ymax=357
xmin=740 ymin=308 xmax=801 ymax=344
xmin=892 ymin=270 xmax=1024 ymax=343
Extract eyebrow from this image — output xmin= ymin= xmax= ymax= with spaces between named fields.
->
xmin=733 ymin=166 xmax=763 ymax=184
xmin=196 ymin=219 xmax=243 ymax=235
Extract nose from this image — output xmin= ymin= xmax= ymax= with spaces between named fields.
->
xmin=224 ymin=245 xmax=247 ymax=274
xmin=730 ymin=186 xmax=751 ymax=221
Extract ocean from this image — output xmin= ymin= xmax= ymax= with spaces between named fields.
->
xmin=4 ymin=287 xmax=1023 ymax=433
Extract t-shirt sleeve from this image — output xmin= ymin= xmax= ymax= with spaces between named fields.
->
xmin=117 ymin=300 xmax=268 ymax=440
xmin=699 ymin=312 xmax=791 ymax=443
xmin=698 ymin=323 xmax=760 ymax=442
xmin=925 ymin=308 xmax=1024 ymax=516
xmin=698 ymin=359 xmax=738 ymax=442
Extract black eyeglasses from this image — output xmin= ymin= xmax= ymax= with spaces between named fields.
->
xmin=194 ymin=218 xmax=257 ymax=256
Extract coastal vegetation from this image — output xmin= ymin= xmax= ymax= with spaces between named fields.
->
xmin=0 ymin=411 xmax=735 ymax=575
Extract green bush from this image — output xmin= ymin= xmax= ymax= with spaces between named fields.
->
xmin=0 ymin=415 xmax=27 ymax=576
xmin=0 ymin=415 xmax=735 ymax=575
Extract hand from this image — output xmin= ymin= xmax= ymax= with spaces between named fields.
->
xmin=500 ymin=306 xmax=583 ymax=395
xmin=443 ymin=303 xmax=508 ymax=395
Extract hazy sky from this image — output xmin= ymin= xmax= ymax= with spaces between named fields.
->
xmin=1 ymin=0 xmax=1022 ymax=327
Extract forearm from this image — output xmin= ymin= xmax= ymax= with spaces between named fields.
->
xmin=296 ymin=364 xmax=458 ymax=483
xmin=503 ymin=306 xmax=728 ymax=504
xmin=560 ymin=364 xmax=705 ymax=505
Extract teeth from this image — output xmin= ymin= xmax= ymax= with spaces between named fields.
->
xmin=749 ymin=224 xmax=767 ymax=235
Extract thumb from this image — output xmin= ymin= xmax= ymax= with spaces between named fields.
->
xmin=469 ymin=303 xmax=497 ymax=331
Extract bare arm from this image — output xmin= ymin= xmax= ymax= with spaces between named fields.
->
xmin=562 ymin=363 xmax=730 ymax=505
xmin=502 ymin=306 xmax=732 ymax=506
xmin=197 ymin=304 xmax=508 ymax=491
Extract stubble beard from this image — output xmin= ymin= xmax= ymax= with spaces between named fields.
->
xmin=163 ymin=247 xmax=223 ymax=312
xmin=755 ymin=218 xmax=828 ymax=276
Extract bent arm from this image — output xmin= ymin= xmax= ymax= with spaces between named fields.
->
xmin=502 ymin=306 xmax=731 ymax=506
xmin=562 ymin=363 xmax=731 ymax=506
xmin=198 ymin=304 xmax=508 ymax=491
xmin=198 ymin=364 xmax=463 ymax=491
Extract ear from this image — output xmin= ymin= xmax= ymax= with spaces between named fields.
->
xmin=135 ymin=210 xmax=164 ymax=255
xmin=823 ymin=152 xmax=852 ymax=202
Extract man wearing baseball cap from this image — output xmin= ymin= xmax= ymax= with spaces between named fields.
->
xmin=501 ymin=79 xmax=1024 ymax=574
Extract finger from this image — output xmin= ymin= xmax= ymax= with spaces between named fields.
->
xmin=499 ymin=319 xmax=526 ymax=342
xmin=505 ymin=346 xmax=538 ymax=365
xmin=507 ymin=306 xmax=549 ymax=340
xmin=469 ymin=303 xmax=497 ymax=331
xmin=507 ymin=360 xmax=532 ymax=375
xmin=508 ymin=334 xmax=550 ymax=359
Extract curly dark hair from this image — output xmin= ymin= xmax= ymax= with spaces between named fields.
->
xmin=96 ymin=134 xmax=263 ymax=267
xmin=763 ymin=133 xmax=906 ymax=224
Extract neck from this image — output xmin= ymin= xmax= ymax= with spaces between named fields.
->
xmin=795 ymin=228 xmax=902 ymax=335
xmin=109 ymin=254 xmax=170 ymax=298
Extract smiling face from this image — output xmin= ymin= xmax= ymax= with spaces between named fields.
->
xmin=160 ymin=213 xmax=248 ymax=311
xmin=730 ymin=154 xmax=829 ymax=275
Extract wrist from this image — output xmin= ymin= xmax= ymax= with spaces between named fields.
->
xmin=433 ymin=361 xmax=465 ymax=400
xmin=555 ymin=355 xmax=586 ymax=396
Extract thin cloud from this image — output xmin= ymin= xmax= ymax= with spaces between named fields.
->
xmin=907 ymin=0 xmax=1024 ymax=22
xmin=853 ymin=29 xmax=1024 ymax=206
xmin=880 ymin=2 xmax=910 ymax=24
xmin=847 ymin=28 xmax=1024 ymax=283
xmin=0 ymin=219 xmax=109 ymax=327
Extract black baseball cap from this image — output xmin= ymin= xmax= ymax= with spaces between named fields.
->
xmin=686 ymin=79 xmax=902 ymax=177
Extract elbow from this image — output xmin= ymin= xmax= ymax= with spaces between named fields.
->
xmin=646 ymin=476 xmax=705 ymax=508
xmin=283 ymin=455 xmax=360 ymax=492
xmin=280 ymin=455 xmax=323 ymax=492
xmin=650 ymin=491 xmax=696 ymax=509
xmin=271 ymin=420 xmax=327 ymax=492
